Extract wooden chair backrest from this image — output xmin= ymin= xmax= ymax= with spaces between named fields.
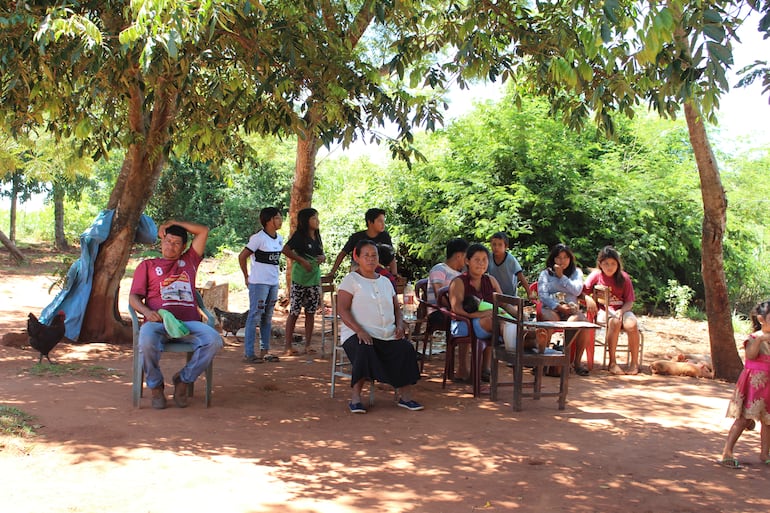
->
xmin=491 ymin=292 xmax=525 ymax=354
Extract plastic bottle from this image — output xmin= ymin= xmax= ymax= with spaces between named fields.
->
xmin=403 ymin=281 xmax=416 ymax=320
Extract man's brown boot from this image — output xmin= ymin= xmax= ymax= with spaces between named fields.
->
xmin=151 ymin=385 xmax=167 ymax=410
xmin=172 ymin=372 xmax=189 ymax=408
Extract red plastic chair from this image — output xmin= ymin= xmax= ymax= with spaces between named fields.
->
xmin=438 ymin=287 xmax=490 ymax=398
xmin=529 ymin=282 xmax=595 ymax=371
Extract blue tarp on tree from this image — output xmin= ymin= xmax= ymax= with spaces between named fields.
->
xmin=40 ymin=210 xmax=157 ymax=340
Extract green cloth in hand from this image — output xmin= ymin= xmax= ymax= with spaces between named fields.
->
xmin=477 ymin=300 xmax=514 ymax=320
xmin=158 ymin=309 xmax=191 ymax=338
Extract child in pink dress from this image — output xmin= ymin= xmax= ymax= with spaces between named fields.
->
xmin=720 ymin=300 xmax=770 ymax=468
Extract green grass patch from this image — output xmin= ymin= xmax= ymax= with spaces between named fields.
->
xmin=732 ymin=312 xmax=752 ymax=336
xmin=685 ymin=306 xmax=707 ymax=322
xmin=0 ymin=406 xmax=38 ymax=438
xmin=27 ymin=363 xmax=122 ymax=379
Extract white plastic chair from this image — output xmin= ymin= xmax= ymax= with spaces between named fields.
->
xmin=329 ymin=293 xmax=375 ymax=406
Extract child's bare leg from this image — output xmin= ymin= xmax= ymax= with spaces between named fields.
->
xmin=606 ymin=316 xmax=623 ymax=375
xmin=760 ymin=422 xmax=770 ymax=462
xmin=623 ymin=314 xmax=641 ymax=374
xmin=304 ymin=312 xmax=315 ymax=352
xmin=284 ymin=312 xmax=299 ymax=354
xmin=722 ymin=417 xmax=749 ymax=461
xmin=539 ymin=308 xmax=560 ymax=353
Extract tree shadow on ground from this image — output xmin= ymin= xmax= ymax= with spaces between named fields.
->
xmin=1 ymin=342 xmax=768 ymax=513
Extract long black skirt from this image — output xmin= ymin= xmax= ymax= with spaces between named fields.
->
xmin=343 ymin=335 xmax=420 ymax=389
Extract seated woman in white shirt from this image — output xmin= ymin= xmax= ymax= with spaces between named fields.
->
xmin=337 ymin=239 xmax=423 ymax=414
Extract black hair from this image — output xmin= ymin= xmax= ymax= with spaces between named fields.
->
xmin=377 ymin=243 xmax=395 ymax=266
xmin=490 ymin=231 xmax=509 ymax=246
xmin=165 ymin=224 xmax=188 ymax=246
xmin=259 ymin=207 xmax=280 ymax=227
xmin=750 ymin=300 xmax=770 ymax=331
xmin=353 ymin=239 xmax=378 ymax=260
xmin=596 ymin=245 xmax=625 ymax=286
xmin=546 ymin=243 xmax=577 ymax=277
xmin=296 ymin=207 xmax=322 ymax=244
xmin=463 ymin=295 xmax=480 ymax=313
xmin=365 ymin=208 xmax=386 ymax=225
xmin=446 ymin=238 xmax=469 ymax=260
xmin=466 ymin=243 xmax=489 ymax=261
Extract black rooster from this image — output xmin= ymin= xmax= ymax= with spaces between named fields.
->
xmin=213 ymin=307 xmax=248 ymax=338
xmin=27 ymin=311 xmax=66 ymax=364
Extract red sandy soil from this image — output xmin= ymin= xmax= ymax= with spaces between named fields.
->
xmin=0 ymin=247 xmax=768 ymax=513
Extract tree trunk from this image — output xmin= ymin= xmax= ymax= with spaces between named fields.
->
xmin=9 ymin=171 xmax=20 ymax=242
xmin=285 ymin=131 xmax=320 ymax=289
xmin=684 ymin=102 xmax=743 ymax=381
xmin=0 ymin=228 xmax=24 ymax=263
xmin=78 ymin=77 xmax=177 ymax=343
xmin=53 ymin=182 xmax=69 ymax=251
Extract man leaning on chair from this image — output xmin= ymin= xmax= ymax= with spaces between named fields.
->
xmin=129 ymin=220 xmax=223 ymax=410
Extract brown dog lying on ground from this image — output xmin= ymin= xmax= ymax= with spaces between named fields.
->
xmin=650 ymin=359 xmax=714 ymax=378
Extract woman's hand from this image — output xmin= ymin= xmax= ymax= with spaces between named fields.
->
xmin=552 ymin=264 xmax=564 ymax=278
xmin=583 ymin=295 xmax=597 ymax=314
xmin=356 ymin=329 xmax=373 ymax=345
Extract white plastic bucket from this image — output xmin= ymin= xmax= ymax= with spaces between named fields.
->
xmin=502 ymin=322 xmax=518 ymax=351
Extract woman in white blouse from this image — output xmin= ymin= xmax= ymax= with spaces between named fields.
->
xmin=337 ymin=239 xmax=423 ymax=414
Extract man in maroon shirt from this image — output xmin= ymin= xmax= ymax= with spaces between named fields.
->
xmin=129 ymin=220 xmax=222 ymax=409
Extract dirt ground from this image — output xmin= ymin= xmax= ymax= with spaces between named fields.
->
xmin=0 ymin=248 xmax=768 ymax=513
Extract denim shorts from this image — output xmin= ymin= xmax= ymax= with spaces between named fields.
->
xmin=450 ymin=317 xmax=492 ymax=339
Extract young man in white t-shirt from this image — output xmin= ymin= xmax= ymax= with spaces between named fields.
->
xmin=238 ymin=207 xmax=311 ymax=363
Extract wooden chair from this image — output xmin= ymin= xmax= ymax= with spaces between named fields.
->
xmin=319 ymin=275 xmax=335 ymax=356
xmin=437 ymin=287 xmax=490 ymax=398
xmin=591 ymin=285 xmax=644 ymax=369
xmin=329 ymin=293 xmax=375 ymax=405
xmin=490 ymin=292 xmax=571 ymax=411
xmin=410 ymin=278 xmax=445 ymax=372
xmin=129 ymin=290 xmax=215 ymax=408
xmin=530 ymin=281 xmax=596 ymax=370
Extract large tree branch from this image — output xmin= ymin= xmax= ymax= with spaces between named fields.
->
xmin=320 ymin=0 xmax=341 ymax=34
xmin=347 ymin=0 xmax=376 ymax=47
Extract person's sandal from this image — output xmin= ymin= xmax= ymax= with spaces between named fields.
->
xmin=717 ymin=457 xmax=742 ymax=469
xmin=575 ymin=366 xmax=590 ymax=377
